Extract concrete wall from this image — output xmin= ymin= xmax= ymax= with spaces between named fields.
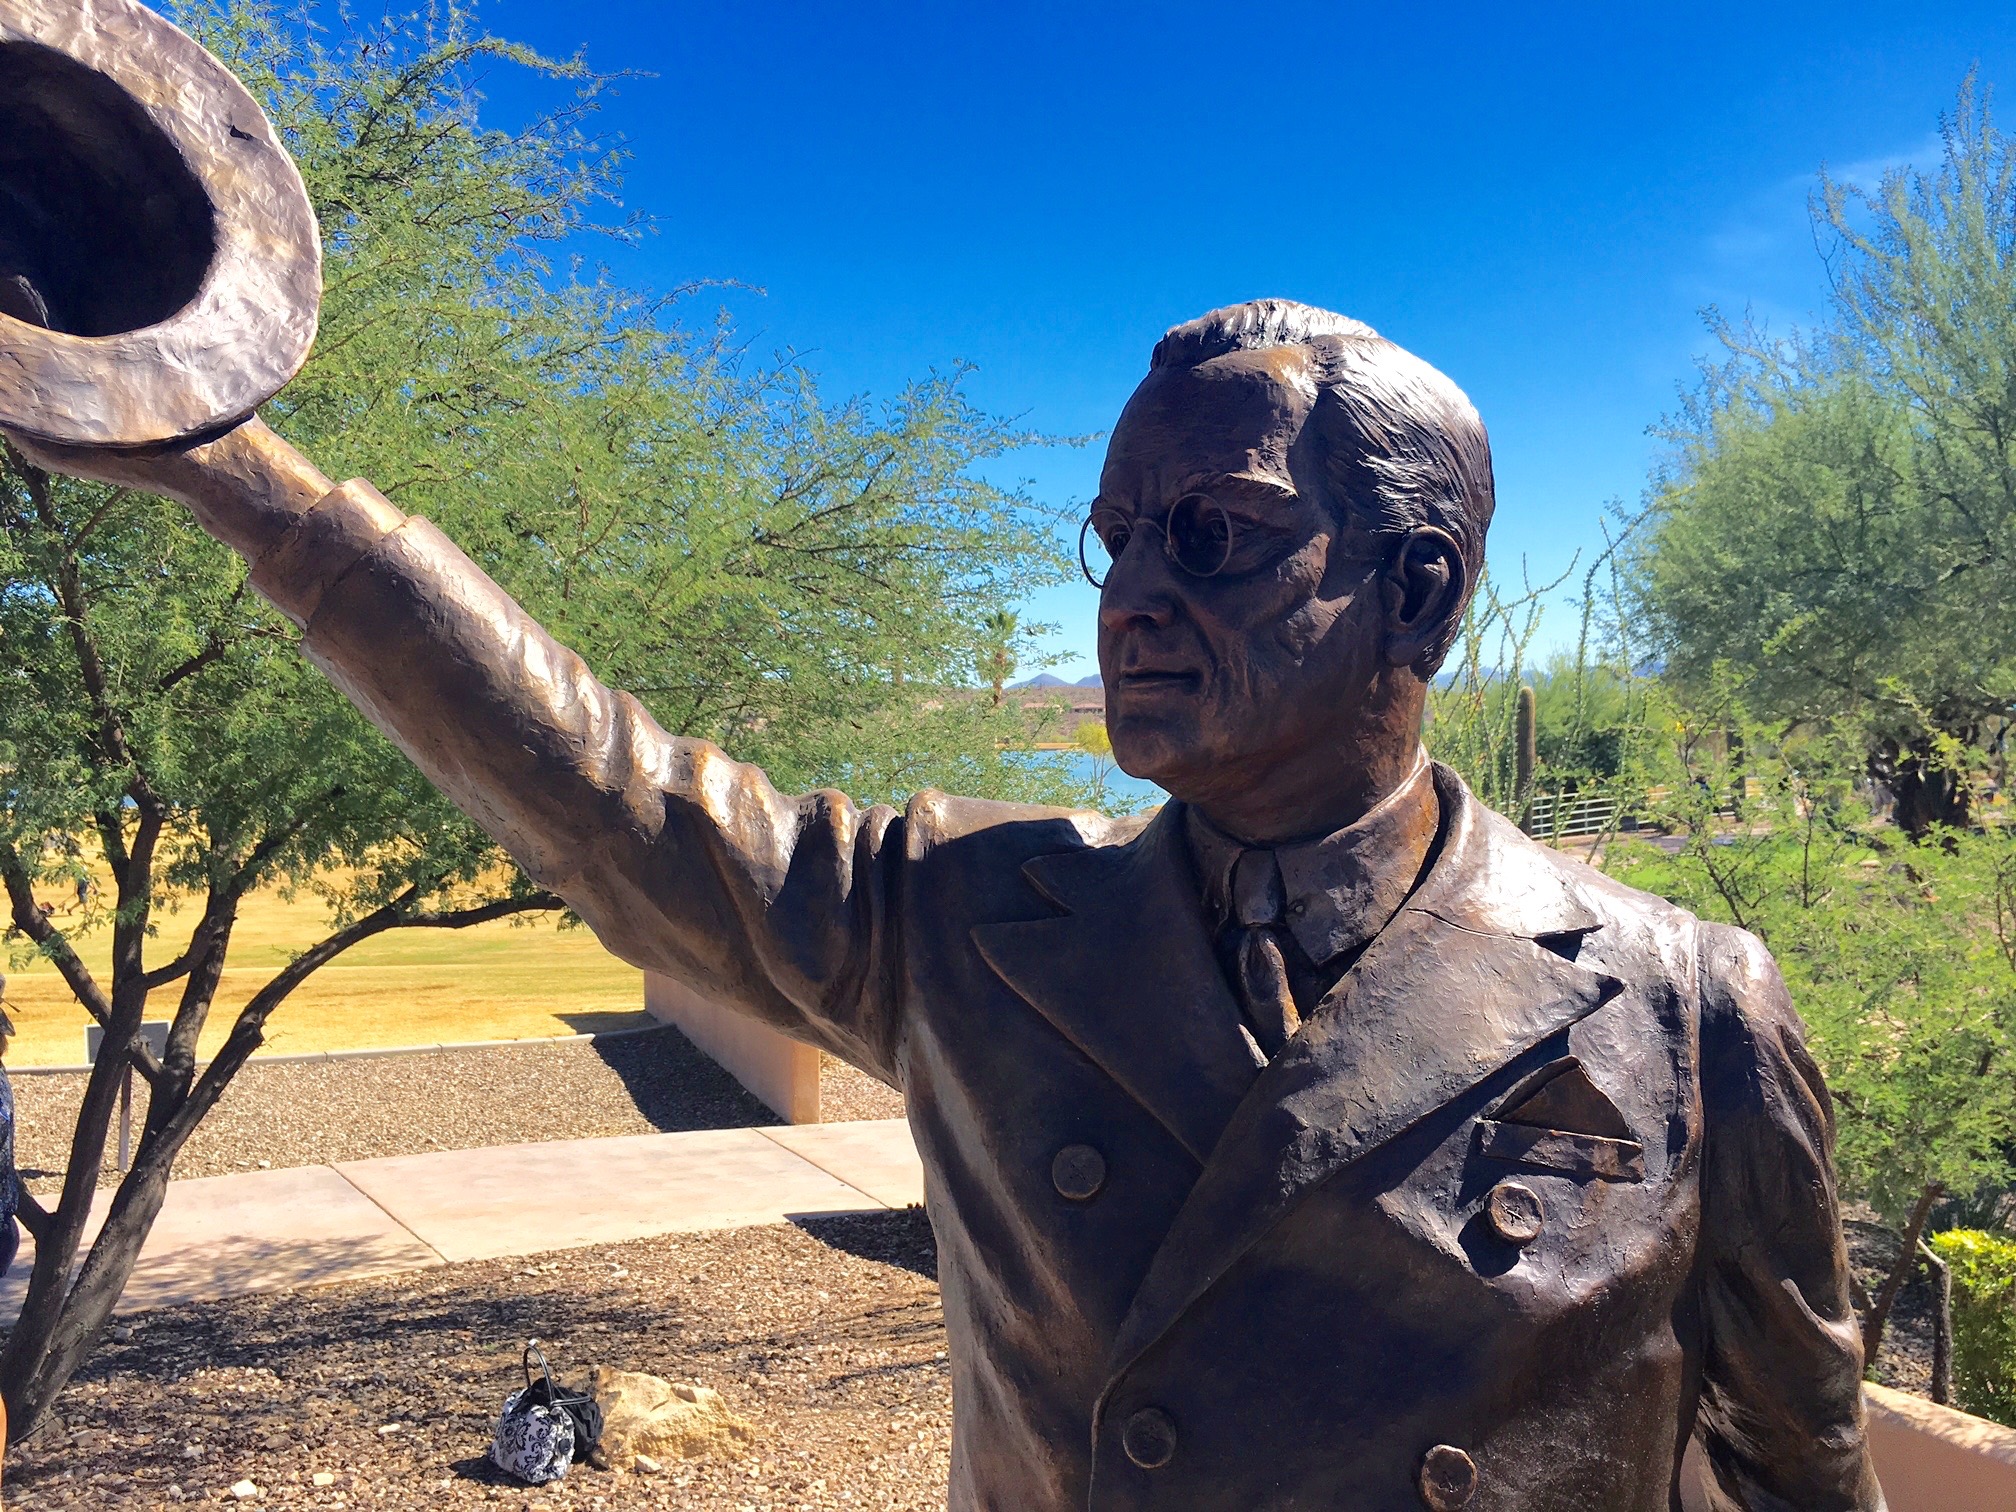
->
xmin=1862 ymin=1382 xmax=2016 ymax=1511
xmin=644 ymin=972 xmax=821 ymax=1124
xmin=1679 ymin=1386 xmax=2016 ymax=1510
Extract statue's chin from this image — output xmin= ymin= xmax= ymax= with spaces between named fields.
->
xmin=1108 ymin=723 xmax=1209 ymax=802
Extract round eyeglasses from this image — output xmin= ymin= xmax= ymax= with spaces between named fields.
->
xmin=1078 ymin=494 xmax=1235 ymax=589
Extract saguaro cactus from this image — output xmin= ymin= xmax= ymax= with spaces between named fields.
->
xmin=1515 ymin=684 xmax=1538 ymax=822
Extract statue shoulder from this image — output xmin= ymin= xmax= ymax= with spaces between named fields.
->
xmin=1694 ymin=917 xmax=1801 ymax=1036
xmin=1451 ymin=788 xmax=1698 ymax=947
xmin=901 ymin=789 xmax=1155 ymax=861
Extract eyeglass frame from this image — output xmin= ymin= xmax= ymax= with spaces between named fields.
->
xmin=1076 ymin=493 xmax=1240 ymax=589
xmin=1077 ymin=491 xmax=1397 ymax=590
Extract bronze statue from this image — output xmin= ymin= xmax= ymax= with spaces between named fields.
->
xmin=0 ymin=5 xmax=1884 ymax=1508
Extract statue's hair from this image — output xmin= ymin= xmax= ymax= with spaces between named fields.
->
xmin=1151 ymin=299 xmax=1495 ymax=669
xmin=1150 ymin=299 xmax=1377 ymax=368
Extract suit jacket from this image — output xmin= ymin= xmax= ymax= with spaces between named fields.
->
xmin=257 ymin=485 xmax=1885 ymax=1511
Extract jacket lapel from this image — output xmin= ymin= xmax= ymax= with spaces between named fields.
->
xmin=970 ymin=803 xmax=1261 ymax=1166
xmin=1104 ymin=767 xmax=1623 ymax=1379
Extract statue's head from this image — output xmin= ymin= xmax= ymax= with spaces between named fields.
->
xmin=1090 ymin=300 xmax=1493 ymax=834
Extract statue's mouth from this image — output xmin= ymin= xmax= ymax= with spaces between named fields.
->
xmin=1117 ymin=669 xmax=1201 ymax=699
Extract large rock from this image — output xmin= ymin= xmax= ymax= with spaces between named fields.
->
xmin=587 ymin=1368 xmax=756 ymax=1471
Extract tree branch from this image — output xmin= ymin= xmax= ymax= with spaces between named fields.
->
xmin=21 ymin=462 xmax=163 ymax=818
xmin=402 ymin=891 xmax=566 ymax=929
xmin=181 ymin=888 xmax=565 ymax=1118
xmin=0 ymin=840 xmax=114 ymax=1030
xmin=13 ymin=1189 xmax=50 ymax=1246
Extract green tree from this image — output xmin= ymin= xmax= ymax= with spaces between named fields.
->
xmin=1607 ymin=722 xmax=2016 ymax=1364
xmin=1636 ymin=81 xmax=2016 ymax=837
xmin=1075 ymin=718 xmax=1117 ymax=811
xmin=0 ymin=0 xmax=1076 ymax=1434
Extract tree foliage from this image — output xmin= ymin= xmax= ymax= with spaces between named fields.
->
xmin=197 ymin=0 xmax=1080 ymax=802
xmin=1607 ymin=723 xmax=2016 ymax=1229
xmin=1605 ymin=714 xmax=2016 ymax=1362
xmin=1930 ymin=1228 xmax=2016 ymax=1426
xmin=0 ymin=0 xmax=1080 ymax=1433
xmin=1636 ymin=80 xmax=2016 ymax=835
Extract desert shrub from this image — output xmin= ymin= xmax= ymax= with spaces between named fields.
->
xmin=1930 ymin=1229 xmax=2016 ymax=1427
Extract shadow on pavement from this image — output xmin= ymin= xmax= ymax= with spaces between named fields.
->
xmin=793 ymin=1209 xmax=938 ymax=1280
xmin=587 ymin=1025 xmax=775 ymax=1132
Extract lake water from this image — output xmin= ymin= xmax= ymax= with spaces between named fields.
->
xmin=1035 ymin=752 xmax=1169 ymax=813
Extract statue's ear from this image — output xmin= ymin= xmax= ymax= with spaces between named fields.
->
xmin=1379 ymin=526 xmax=1468 ymax=674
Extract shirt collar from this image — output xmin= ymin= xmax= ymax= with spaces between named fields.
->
xmin=1185 ymin=750 xmax=1441 ymax=966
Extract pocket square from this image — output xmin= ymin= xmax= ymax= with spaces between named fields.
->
xmin=1477 ymin=1057 xmax=1646 ymax=1181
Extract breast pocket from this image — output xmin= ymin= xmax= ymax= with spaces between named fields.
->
xmin=1474 ymin=1055 xmax=1646 ymax=1183
xmin=1476 ymin=1118 xmax=1644 ymax=1181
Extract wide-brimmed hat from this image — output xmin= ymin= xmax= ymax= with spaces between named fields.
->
xmin=0 ymin=0 xmax=322 ymax=447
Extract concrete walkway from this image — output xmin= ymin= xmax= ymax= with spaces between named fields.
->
xmin=0 ymin=1119 xmax=924 ymax=1322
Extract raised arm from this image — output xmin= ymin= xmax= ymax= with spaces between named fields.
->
xmin=9 ymin=419 xmax=907 ymax=1081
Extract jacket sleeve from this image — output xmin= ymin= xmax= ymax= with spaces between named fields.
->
xmin=1693 ymin=921 xmax=1886 ymax=1511
xmin=245 ymin=479 xmax=908 ymax=1083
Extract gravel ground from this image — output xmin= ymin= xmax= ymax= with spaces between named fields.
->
xmin=11 ymin=1030 xmax=905 ymax=1195
xmin=816 ymin=1059 xmax=906 ymax=1125
xmin=2 ymin=1210 xmax=948 ymax=1510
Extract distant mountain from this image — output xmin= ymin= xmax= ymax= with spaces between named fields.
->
xmin=1009 ymin=673 xmax=1104 ymax=690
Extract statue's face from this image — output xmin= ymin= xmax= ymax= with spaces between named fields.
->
xmin=1094 ymin=347 xmax=1400 ymax=814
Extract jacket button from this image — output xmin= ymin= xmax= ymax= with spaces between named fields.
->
xmin=1485 ymin=1179 xmax=1545 ymax=1245
xmin=1052 ymin=1143 xmax=1107 ymax=1201
xmin=1122 ymin=1407 xmax=1177 ymax=1469
xmin=1418 ymin=1444 xmax=1477 ymax=1509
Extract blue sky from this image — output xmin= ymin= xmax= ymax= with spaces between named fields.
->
xmin=469 ymin=0 xmax=2016 ymax=679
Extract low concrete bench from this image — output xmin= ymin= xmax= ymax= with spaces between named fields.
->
xmin=1679 ymin=1383 xmax=2016 ymax=1510
xmin=645 ymin=972 xmax=821 ymax=1124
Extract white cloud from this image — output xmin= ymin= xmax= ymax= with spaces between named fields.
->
xmin=1678 ymin=132 xmax=1943 ymax=338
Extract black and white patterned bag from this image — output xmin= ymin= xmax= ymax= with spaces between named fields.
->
xmin=489 ymin=1343 xmax=602 ymax=1485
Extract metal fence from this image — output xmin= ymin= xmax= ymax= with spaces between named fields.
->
xmin=1521 ymin=793 xmax=1624 ymax=839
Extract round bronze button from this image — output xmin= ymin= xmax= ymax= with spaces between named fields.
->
xmin=1418 ymin=1443 xmax=1478 ymax=1509
xmin=1485 ymin=1179 xmax=1545 ymax=1246
xmin=1052 ymin=1143 xmax=1107 ymax=1201
xmin=1121 ymin=1406 xmax=1177 ymax=1469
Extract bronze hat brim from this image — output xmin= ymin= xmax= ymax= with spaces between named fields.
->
xmin=0 ymin=0 xmax=321 ymax=448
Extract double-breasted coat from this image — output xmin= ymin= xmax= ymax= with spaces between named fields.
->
xmin=255 ymin=482 xmax=1884 ymax=1511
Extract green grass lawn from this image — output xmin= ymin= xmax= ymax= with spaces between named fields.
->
xmin=4 ymin=881 xmax=647 ymax=1067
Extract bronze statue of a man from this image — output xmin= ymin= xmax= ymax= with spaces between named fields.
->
xmin=12 ymin=300 xmax=1883 ymax=1511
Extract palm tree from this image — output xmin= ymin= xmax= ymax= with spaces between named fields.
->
xmin=983 ymin=610 xmax=1019 ymax=707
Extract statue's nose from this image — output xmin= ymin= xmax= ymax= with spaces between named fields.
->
xmin=1097 ymin=530 xmax=1181 ymax=632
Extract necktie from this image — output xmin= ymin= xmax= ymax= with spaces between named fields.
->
xmin=1230 ymin=849 xmax=1301 ymax=1058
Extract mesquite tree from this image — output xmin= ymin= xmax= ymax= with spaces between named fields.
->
xmin=1637 ymin=80 xmax=2016 ymax=837
xmin=0 ymin=441 xmax=565 ymax=1430
xmin=1608 ymin=723 xmax=2016 ymax=1365
xmin=0 ymin=0 xmax=1077 ymax=1435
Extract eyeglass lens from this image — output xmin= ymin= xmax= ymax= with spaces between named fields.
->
xmin=1079 ymin=494 xmax=1235 ymax=588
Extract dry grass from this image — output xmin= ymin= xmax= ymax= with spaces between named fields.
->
xmin=3 ymin=879 xmax=646 ymax=1067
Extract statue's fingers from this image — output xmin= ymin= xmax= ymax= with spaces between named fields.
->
xmin=1 ymin=427 xmax=134 ymax=486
